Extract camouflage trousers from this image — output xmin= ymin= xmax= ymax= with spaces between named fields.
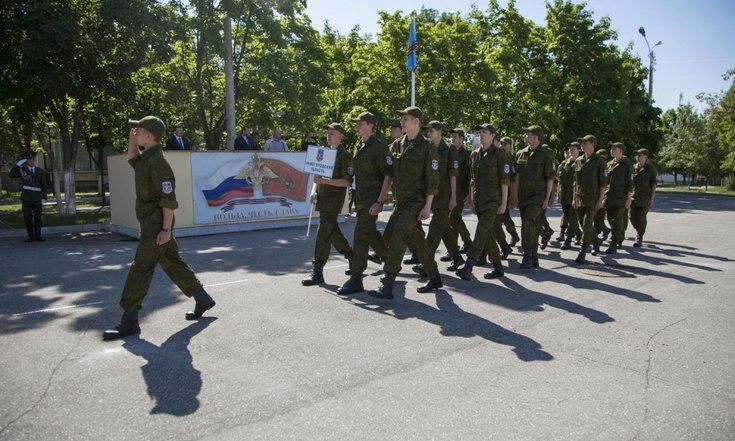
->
xmin=383 ymin=202 xmax=437 ymax=275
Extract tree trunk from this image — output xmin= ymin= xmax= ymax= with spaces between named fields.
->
xmin=31 ymin=121 xmax=64 ymax=213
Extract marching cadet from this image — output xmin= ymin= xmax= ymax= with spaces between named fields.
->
xmin=103 ymin=116 xmax=215 ymax=340
xmin=497 ymin=136 xmax=520 ymax=254
xmin=515 ymin=126 xmax=555 ymax=269
xmin=573 ymin=135 xmax=607 ymax=264
xmin=630 ymin=148 xmax=657 ymax=247
xmin=456 ymin=124 xmax=510 ymax=281
xmin=336 ymin=112 xmax=393 ymax=295
xmin=441 ymin=128 xmax=472 ymax=270
xmin=9 ymin=151 xmax=48 ymax=242
xmin=538 ymin=143 xmax=557 ymax=250
xmin=302 ymin=123 xmax=355 ymax=286
xmin=594 ymin=149 xmax=612 ymax=241
xmin=603 ymin=142 xmax=633 ymax=253
xmin=555 ymin=145 xmax=572 ymax=243
xmin=558 ymin=142 xmax=581 ymax=250
xmin=370 ymin=106 xmax=441 ymax=299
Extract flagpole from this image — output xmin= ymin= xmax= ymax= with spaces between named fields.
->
xmin=411 ymin=71 xmax=415 ymax=107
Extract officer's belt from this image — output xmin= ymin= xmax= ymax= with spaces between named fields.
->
xmin=22 ymin=185 xmax=42 ymax=192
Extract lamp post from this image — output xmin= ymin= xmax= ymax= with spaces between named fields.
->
xmin=638 ymin=27 xmax=661 ymax=107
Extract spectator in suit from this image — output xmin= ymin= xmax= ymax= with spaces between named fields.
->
xmin=300 ymin=131 xmax=315 ymax=151
xmin=165 ymin=125 xmax=192 ymax=151
xmin=264 ymin=129 xmax=288 ymax=152
xmin=250 ymin=131 xmax=261 ymax=150
xmin=234 ymin=126 xmax=255 ymax=150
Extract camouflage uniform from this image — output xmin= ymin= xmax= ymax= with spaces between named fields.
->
xmin=605 ymin=156 xmax=633 ymax=247
xmin=312 ymin=146 xmax=354 ymax=264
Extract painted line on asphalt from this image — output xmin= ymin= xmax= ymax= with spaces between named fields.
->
xmin=204 ymin=279 xmax=249 ymax=288
xmin=11 ymin=301 xmax=105 ymax=317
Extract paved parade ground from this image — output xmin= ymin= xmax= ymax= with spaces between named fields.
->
xmin=1 ymin=194 xmax=734 ymax=441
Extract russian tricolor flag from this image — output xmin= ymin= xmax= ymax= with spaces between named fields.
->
xmin=200 ymin=162 xmax=253 ymax=207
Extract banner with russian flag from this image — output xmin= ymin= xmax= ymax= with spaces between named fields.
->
xmin=191 ymin=152 xmax=312 ymax=225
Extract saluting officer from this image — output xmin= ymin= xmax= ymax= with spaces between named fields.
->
xmin=103 ymin=116 xmax=215 ymax=340
xmin=557 ymin=142 xmax=581 ymax=250
xmin=515 ymin=125 xmax=555 ymax=269
xmin=603 ymin=142 xmax=633 ymax=254
xmin=441 ymin=128 xmax=472 ymax=270
xmin=302 ymin=123 xmax=355 ymax=286
xmin=370 ymin=106 xmax=441 ymax=299
xmin=10 ymin=151 xmax=48 ymax=242
xmin=630 ymin=148 xmax=657 ymax=247
xmin=573 ymin=135 xmax=607 ymax=264
xmin=456 ymin=123 xmax=510 ymax=281
xmin=336 ymin=112 xmax=393 ymax=295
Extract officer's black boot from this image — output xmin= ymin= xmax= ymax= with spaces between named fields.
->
xmin=34 ymin=219 xmax=44 ymax=242
xmin=531 ymin=247 xmax=540 ymax=268
xmin=302 ymin=261 xmax=325 ymax=286
xmin=344 ymin=251 xmax=354 ymax=275
xmin=24 ymin=220 xmax=34 ymax=242
xmin=440 ymin=252 xmax=453 ymax=262
xmin=337 ymin=273 xmax=364 ymax=296
xmin=500 ymin=245 xmax=512 ymax=260
xmin=483 ymin=261 xmax=505 ymax=279
xmin=103 ymin=309 xmax=141 ymax=340
xmin=411 ymin=264 xmax=427 ymax=277
xmin=561 ymin=235 xmax=573 ymax=250
xmin=186 ymin=287 xmax=216 ymax=320
xmin=369 ymin=272 xmax=396 ymax=299
xmin=403 ymin=253 xmax=420 ymax=265
xmin=540 ymin=227 xmax=553 ymax=250
xmin=456 ymin=258 xmax=476 ymax=281
xmin=604 ymin=241 xmax=617 ymax=254
xmin=555 ymin=227 xmax=567 ymax=242
xmin=633 ymin=234 xmax=643 ymax=247
xmin=460 ymin=240 xmax=472 ymax=254
xmin=417 ymin=269 xmax=443 ymax=293
xmin=446 ymin=253 xmax=465 ymax=271
xmin=591 ymin=237 xmax=603 ymax=256
xmin=519 ymin=249 xmax=533 ymax=269
xmin=575 ymin=246 xmax=589 ymax=264
xmin=509 ymin=230 xmax=520 ymax=247
xmin=476 ymin=251 xmax=487 ymax=266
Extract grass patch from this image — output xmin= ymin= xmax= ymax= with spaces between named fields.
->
xmin=0 ymin=205 xmax=110 ymax=228
xmin=656 ymin=184 xmax=735 ymax=197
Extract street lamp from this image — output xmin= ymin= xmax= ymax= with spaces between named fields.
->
xmin=639 ymin=26 xmax=662 ymax=107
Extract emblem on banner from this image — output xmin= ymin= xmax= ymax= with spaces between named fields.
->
xmin=317 ymin=149 xmax=324 ymax=162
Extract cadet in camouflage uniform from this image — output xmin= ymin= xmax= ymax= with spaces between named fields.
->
xmin=456 ymin=124 xmax=510 ymax=281
xmin=515 ymin=125 xmax=555 ymax=269
xmin=337 ymin=112 xmax=393 ymax=295
xmin=594 ymin=149 xmax=612 ymax=241
xmin=9 ymin=151 xmax=48 ymax=242
xmin=557 ymin=142 xmax=581 ymax=250
xmin=630 ymin=148 xmax=657 ymax=247
xmin=555 ymin=145 xmax=572 ymax=242
xmin=411 ymin=120 xmax=458 ymax=275
xmin=573 ymin=135 xmax=607 ymax=264
xmin=104 ymin=116 xmax=215 ymax=340
xmin=302 ymin=123 xmax=354 ymax=286
xmin=537 ymin=144 xmax=557 ymax=250
xmin=441 ymin=128 xmax=472 ymax=270
xmin=603 ymin=142 xmax=633 ymax=254
xmin=497 ymin=137 xmax=520 ymax=253
xmin=370 ymin=106 xmax=441 ymax=299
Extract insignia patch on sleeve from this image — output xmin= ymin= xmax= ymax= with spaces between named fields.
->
xmin=503 ymin=164 xmax=511 ymax=174
xmin=431 ymin=159 xmax=439 ymax=170
xmin=347 ymin=166 xmax=354 ymax=176
xmin=386 ymin=156 xmax=393 ymax=166
xmin=453 ymin=160 xmax=459 ymax=169
xmin=162 ymin=181 xmax=173 ymax=194
xmin=552 ymin=162 xmax=557 ymax=171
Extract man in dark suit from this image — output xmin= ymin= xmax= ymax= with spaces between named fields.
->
xmin=165 ymin=125 xmax=192 ymax=150
xmin=10 ymin=151 xmax=48 ymax=242
xmin=234 ymin=125 xmax=254 ymax=150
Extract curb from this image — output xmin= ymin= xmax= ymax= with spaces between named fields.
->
xmin=0 ymin=223 xmax=104 ymax=238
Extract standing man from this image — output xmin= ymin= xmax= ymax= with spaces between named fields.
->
xmin=630 ymin=148 xmax=657 ymax=247
xmin=495 ymin=136 xmax=520 ymax=257
xmin=302 ymin=123 xmax=354 ymax=286
xmin=515 ymin=126 xmax=555 ymax=269
xmin=557 ymin=142 xmax=581 ymax=250
xmin=337 ymin=112 xmax=393 ymax=295
xmin=442 ymin=128 xmax=472 ymax=270
xmin=370 ymin=106 xmax=441 ymax=299
xmin=234 ymin=125 xmax=254 ymax=150
xmin=603 ymin=142 xmax=633 ymax=254
xmin=103 ymin=116 xmax=215 ymax=340
xmin=573 ymin=135 xmax=607 ymax=264
xmin=456 ymin=124 xmax=510 ymax=281
xmin=165 ymin=125 xmax=191 ymax=151
xmin=9 ymin=151 xmax=48 ymax=242
xmin=264 ymin=129 xmax=288 ymax=152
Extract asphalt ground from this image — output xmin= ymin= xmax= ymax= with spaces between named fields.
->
xmin=0 ymin=194 xmax=733 ymax=441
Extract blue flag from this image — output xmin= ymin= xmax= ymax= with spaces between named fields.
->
xmin=406 ymin=16 xmax=417 ymax=72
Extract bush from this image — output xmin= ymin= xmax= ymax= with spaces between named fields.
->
xmin=725 ymin=176 xmax=735 ymax=191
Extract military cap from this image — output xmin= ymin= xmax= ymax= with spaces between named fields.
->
xmin=523 ymin=125 xmax=544 ymax=139
xmin=427 ymin=120 xmax=443 ymax=130
xmin=567 ymin=141 xmax=581 ymax=149
xmin=129 ymin=116 xmax=166 ymax=139
xmin=500 ymin=136 xmax=513 ymax=144
xmin=351 ymin=111 xmax=377 ymax=126
xmin=449 ymin=128 xmax=466 ymax=136
xmin=609 ymin=142 xmax=625 ymax=150
xmin=322 ymin=123 xmax=346 ymax=136
xmin=20 ymin=151 xmax=37 ymax=159
xmin=389 ymin=118 xmax=402 ymax=128
xmin=596 ymin=149 xmax=608 ymax=158
xmin=579 ymin=134 xmax=597 ymax=143
xmin=475 ymin=123 xmax=497 ymax=133
xmin=635 ymin=148 xmax=650 ymax=156
xmin=396 ymin=106 xmax=423 ymax=120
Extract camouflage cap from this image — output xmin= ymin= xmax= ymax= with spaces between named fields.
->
xmin=396 ymin=106 xmax=423 ymax=120
xmin=500 ymin=136 xmax=513 ymax=144
xmin=449 ymin=128 xmax=466 ymax=136
xmin=389 ymin=118 xmax=402 ymax=128
xmin=579 ymin=134 xmax=597 ymax=143
xmin=610 ymin=142 xmax=625 ymax=150
xmin=475 ymin=123 xmax=497 ymax=133
xmin=322 ymin=123 xmax=346 ymax=136
xmin=129 ymin=116 xmax=166 ymax=139
xmin=427 ymin=120 xmax=443 ymax=130
xmin=523 ymin=125 xmax=544 ymax=139
xmin=635 ymin=148 xmax=650 ymax=156
xmin=567 ymin=141 xmax=581 ymax=149
xmin=596 ymin=149 xmax=608 ymax=158
xmin=351 ymin=111 xmax=377 ymax=126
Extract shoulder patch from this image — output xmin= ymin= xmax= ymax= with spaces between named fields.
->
xmin=162 ymin=181 xmax=173 ymax=194
xmin=503 ymin=164 xmax=511 ymax=174
xmin=386 ymin=156 xmax=393 ymax=166
xmin=431 ymin=159 xmax=439 ymax=171
xmin=453 ymin=160 xmax=459 ymax=169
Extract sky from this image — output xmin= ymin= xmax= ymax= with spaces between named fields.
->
xmin=305 ymin=0 xmax=735 ymax=112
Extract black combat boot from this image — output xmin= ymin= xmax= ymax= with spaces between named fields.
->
xmin=34 ymin=219 xmax=44 ymax=242
xmin=370 ymin=272 xmax=396 ymax=299
xmin=440 ymin=252 xmax=453 ymax=262
xmin=447 ymin=253 xmax=465 ymax=271
xmin=344 ymin=252 xmax=354 ymax=275
xmin=24 ymin=220 xmax=34 ymax=242
xmin=591 ymin=237 xmax=603 ymax=256
xmin=540 ymin=227 xmax=554 ymax=250
xmin=367 ymin=252 xmax=383 ymax=264
xmin=456 ymin=258 xmax=476 ymax=281
xmin=555 ymin=227 xmax=567 ymax=242
xmin=561 ymin=234 xmax=573 ymax=250
xmin=186 ymin=287 xmax=216 ymax=320
xmin=459 ymin=240 xmax=472 ymax=254
xmin=412 ymin=264 xmax=427 ymax=277
xmin=103 ymin=309 xmax=141 ymax=340
xmin=337 ymin=273 xmax=364 ymax=296
xmin=519 ymin=249 xmax=533 ymax=269
xmin=604 ymin=241 xmax=617 ymax=254
xmin=403 ymin=253 xmax=420 ymax=265
xmin=417 ymin=269 xmax=443 ymax=293
xmin=575 ymin=246 xmax=589 ymax=264
xmin=633 ymin=234 xmax=643 ymax=247
xmin=509 ymin=230 xmax=520 ymax=247
xmin=500 ymin=245 xmax=512 ymax=260
xmin=302 ymin=261 xmax=325 ymax=286
xmin=531 ymin=247 xmax=539 ymax=268
xmin=483 ymin=261 xmax=505 ymax=279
